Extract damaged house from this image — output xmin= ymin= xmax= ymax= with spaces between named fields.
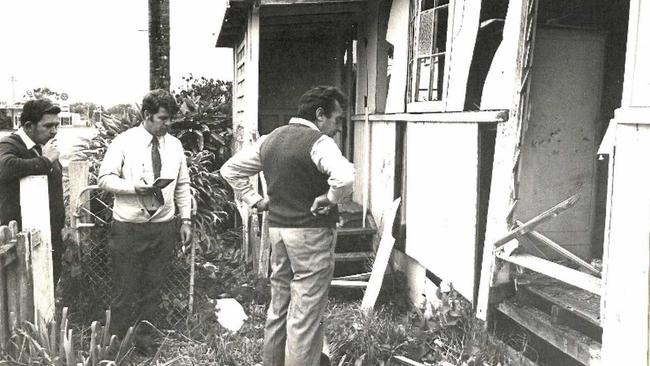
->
xmin=215 ymin=0 xmax=650 ymax=364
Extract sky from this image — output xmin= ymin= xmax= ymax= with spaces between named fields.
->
xmin=0 ymin=0 xmax=233 ymax=107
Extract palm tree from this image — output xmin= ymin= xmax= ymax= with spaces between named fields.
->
xmin=149 ymin=0 xmax=170 ymax=91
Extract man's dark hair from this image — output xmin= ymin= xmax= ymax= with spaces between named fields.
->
xmin=20 ymin=98 xmax=61 ymax=126
xmin=142 ymin=89 xmax=178 ymax=116
xmin=296 ymin=86 xmax=347 ymax=121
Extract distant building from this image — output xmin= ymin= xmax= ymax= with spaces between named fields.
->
xmin=0 ymin=101 xmax=87 ymax=130
xmin=0 ymin=102 xmax=23 ymax=130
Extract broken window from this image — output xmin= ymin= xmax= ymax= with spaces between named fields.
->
xmin=407 ymin=0 xmax=449 ymax=105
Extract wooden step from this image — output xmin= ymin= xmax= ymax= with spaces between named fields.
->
xmin=330 ymin=279 xmax=368 ymax=288
xmin=523 ymin=282 xmax=601 ymax=327
xmin=336 ymin=227 xmax=377 ymax=237
xmin=334 ymin=252 xmax=373 ymax=262
xmin=497 ymin=301 xmax=601 ymax=366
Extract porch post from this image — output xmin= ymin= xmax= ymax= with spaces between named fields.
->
xmin=19 ymin=176 xmax=55 ymax=323
xmin=601 ymin=1 xmax=650 ymax=365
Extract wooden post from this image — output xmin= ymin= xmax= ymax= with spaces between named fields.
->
xmin=475 ymin=0 xmax=538 ymax=321
xmin=68 ymin=160 xmax=91 ymax=229
xmin=20 ymin=176 xmax=55 ymax=322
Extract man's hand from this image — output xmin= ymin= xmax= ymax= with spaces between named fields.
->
xmin=134 ymin=182 xmax=155 ymax=195
xmin=310 ymin=194 xmax=335 ymax=216
xmin=180 ymin=222 xmax=193 ymax=245
xmin=252 ymin=197 xmax=270 ymax=214
xmin=41 ymin=143 xmax=60 ymax=162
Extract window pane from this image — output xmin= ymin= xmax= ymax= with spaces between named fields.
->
xmin=430 ymin=54 xmax=445 ymax=101
xmin=416 ymin=57 xmax=431 ymax=102
xmin=433 ymin=5 xmax=448 ymax=53
xmin=417 ymin=9 xmax=435 ymax=56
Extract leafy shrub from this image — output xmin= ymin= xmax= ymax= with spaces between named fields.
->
xmin=2 ymin=308 xmax=134 ymax=365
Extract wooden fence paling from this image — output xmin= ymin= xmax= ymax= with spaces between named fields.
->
xmin=0 ymin=243 xmax=9 ymax=347
xmin=0 ymin=221 xmax=36 ymax=350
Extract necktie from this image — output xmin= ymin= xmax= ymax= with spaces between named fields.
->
xmin=33 ymin=145 xmax=42 ymax=156
xmin=151 ymin=137 xmax=161 ymax=179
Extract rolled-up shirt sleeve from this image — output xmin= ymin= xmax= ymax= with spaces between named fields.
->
xmin=175 ymin=147 xmax=192 ymax=219
xmin=220 ymin=136 xmax=266 ymax=207
xmin=98 ymin=136 xmax=136 ymax=194
xmin=311 ymin=136 xmax=355 ymax=203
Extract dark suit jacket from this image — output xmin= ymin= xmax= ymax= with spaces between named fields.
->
xmin=0 ymin=133 xmax=65 ymax=236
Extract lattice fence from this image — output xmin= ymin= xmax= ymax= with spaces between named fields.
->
xmin=64 ymin=186 xmax=195 ymax=329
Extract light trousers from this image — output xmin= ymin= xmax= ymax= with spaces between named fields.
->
xmin=262 ymin=227 xmax=336 ymax=366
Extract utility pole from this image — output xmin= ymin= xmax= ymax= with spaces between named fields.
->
xmin=148 ymin=0 xmax=171 ymax=91
xmin=9 ymin=76 xmax=17 ymax=104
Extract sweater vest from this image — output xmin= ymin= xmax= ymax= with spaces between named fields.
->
xmin=260 ymin=124 xmax=338 ymax=228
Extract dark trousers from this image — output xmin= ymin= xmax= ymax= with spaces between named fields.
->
xmin=108 ymin=220 xmax=177 ymax=338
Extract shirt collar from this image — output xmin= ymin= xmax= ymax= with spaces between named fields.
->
xmin=15 ymin=128 xmax=37 ymax=150
xmin=289 ymin=117 xmax=320 ymax=132
xmin=137 ymin=124 xmax=165 ymax=145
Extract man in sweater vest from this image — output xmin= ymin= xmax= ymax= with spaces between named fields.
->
xmin=221 ymin=86 xmax=354 ymax=365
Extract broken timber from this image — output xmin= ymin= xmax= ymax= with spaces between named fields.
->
xmin=493 ymin=193 xmax=579 ymax=252
xmin=496 ymin=252 xmax=601 ymax=295
xmin=514 ymin=220 xmax=601 ymax=276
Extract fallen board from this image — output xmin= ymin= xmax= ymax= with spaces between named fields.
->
xmin=361 ymin=198 xmax=401 ymax=312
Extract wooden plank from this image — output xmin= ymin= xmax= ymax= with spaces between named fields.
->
xmin=334 ymin=252 xmax=373 ymax=262
xmin=350 ymin=110 xmax=509 ymax=123
xmin=336 ymin=227 xmax=377 ymax=237
xmin=20 ymin=176 xmax=54 ymax=322
xmin=5 ymin=262 xmax=19 ymax=334
xmin=497 ymin=301 xmax=601 ymax=365
xmin=15 ymin=233 xmax=33 ymax=324
xmin=497 ymin=253 xmax=601 ymax=295
xmin=525 ymin=283 xmax=600 ymax=326
xmin=261 ymin=0 xmax=366 ymax=6
xmin=493 ymin=194 xmax=579 ymax=251
xmin=406 ymin=123 xmax=479 ymax=302
xmin=490 ymin=334 xmax=541 ymax=366
xmin=332 ymin=272 xmax=371 ymax=281
xmin=330 ymin=280 xmax=368 ymax=288
xmin=260 ymin=1 xmax=365 ymax=17
xmin=361 ymin=198 xmax=401 ymax=312
xmin=516 ymin=221 xmax=600 ymax=276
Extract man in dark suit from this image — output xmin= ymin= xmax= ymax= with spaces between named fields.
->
xmin=0 ymin=98 xmax=65 ymax=286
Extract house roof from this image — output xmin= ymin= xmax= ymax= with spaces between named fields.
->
xmin=216 ymin=0 xmax=366 ymax=47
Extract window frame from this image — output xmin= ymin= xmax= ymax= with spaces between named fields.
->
xmin=406 ymin=0 xmax=455 ymax=113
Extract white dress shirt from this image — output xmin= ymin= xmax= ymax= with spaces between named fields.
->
xmin=15 ymin=128 xmax=38 ymax=151
xmin=220 ymin=117 xmax=355 ymax=207
xmin=98 ymin=125 xmax=191 ymax=223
